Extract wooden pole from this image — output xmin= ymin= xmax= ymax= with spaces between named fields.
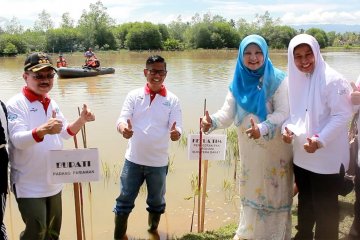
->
xmin=200 ymin=99 xmax=208 ymax=232
xmin=200 ymin=160 xmax=208 ymax=232
xmin=73 ymin=135 xmax=83 ymax=240
xmin=197 ymin=117 xmax=202 ymax=233
xmin=77 ymin=107 xmax=87 ymax=240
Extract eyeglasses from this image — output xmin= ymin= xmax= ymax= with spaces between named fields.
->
xmin=29 ymin=73 xmax=56 ymax=80
xmin=147 ymin=69 xmax=167 ymax=76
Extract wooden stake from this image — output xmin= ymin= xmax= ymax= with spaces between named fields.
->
xmin=200 ymin=99 xmax=208 ymax=232
xmin=78 ymin=107 xmax=87 ymax=240
xmin=200 ymin=159 xmax=208 ymax=232
xmin=73 ymin=135 xmax=83 ymax=240
xmin=197 ymin=117 xmax=202 ymax=233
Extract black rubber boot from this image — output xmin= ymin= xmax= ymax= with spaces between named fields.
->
xmin=148 ymin=212 xmax=161 ymax=232
xmin=114 ymin=213 xmax=129 ymax=240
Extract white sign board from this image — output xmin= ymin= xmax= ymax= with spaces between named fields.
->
xmin=48 ymin=148 xmax=100 ymax=184
xmin=187 ymin=134 xmax=227 ymax=160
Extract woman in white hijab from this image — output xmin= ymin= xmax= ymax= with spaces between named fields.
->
xmin=283 ymin=34 xmax=352 ymax=240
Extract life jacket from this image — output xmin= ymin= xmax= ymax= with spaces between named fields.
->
xmin=85 ymin=56 xmax=100 ymax=68
xmin=57 ymin=58 xmax=67 ymax=67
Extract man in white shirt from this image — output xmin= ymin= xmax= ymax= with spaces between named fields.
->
xmin=7 ymin=52 xmax=95 ymax=240
xmin=113 ymin=55 xmax=182 ymax=239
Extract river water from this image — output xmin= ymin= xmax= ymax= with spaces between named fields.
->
xmin=2 ymin=50 xmax=360 ymax=239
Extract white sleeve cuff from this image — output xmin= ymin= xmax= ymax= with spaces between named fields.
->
xmin=258 ymin=123 xmax=268 ymax=136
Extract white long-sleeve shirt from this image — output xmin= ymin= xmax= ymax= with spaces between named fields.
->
xmin=7 ymin=93 xmax=72 ymax=198
xmin=116 ymin=88 xmax=182 ymax=167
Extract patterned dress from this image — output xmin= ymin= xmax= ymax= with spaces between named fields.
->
xmin=211 ymin=80 xmax=293 ymax=240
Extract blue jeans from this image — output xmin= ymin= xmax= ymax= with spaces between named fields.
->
xmin=113 ymin=159 xmax=168 ymax=215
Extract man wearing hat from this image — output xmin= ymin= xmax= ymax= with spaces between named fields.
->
xmin=6 ymin=52 xmax=96 ymax=240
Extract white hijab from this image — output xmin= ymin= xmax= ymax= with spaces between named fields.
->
xmin=286 ymin=34 xmax=347 ymax=137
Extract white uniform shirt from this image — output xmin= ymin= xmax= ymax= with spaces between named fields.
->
xmin=116 ymin=88 xmax=182 ymax=167
xmin=7 ymin=93 xmax=72 ymax=198
xmin=284 ymin=34 xmax=352 ymax=174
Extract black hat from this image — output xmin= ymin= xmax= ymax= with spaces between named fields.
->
xmin=24 ymin=52 xmax=57 ymax=72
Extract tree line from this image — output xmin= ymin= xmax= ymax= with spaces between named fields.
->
xmin=1 ymin=1 xmax=359 ymax=56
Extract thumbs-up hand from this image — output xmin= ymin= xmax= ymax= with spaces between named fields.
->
xmin=245 ymin=118 xmax=260 ymax=139
xmin=350 ymin=82 xmax=360 ymax=105
xmin=80 ymin=104 xmax=95 ymax=123
xmin=36 ymin=109 xmax=63 ymax=138
xmin=170 ymin=122 xmax=181 ymax=141
xmin=121 ymin=119 xmax=133 ymax=139
xmin=201 ymin=111 xmax=212 ymax=133
xmin=282 ymin=127 xmax=294 ymax=144
xmin=304 ymin=136 xmax=319 ymax=153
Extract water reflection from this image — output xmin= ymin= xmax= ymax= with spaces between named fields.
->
xmin=2 ymin=50 xmax=360 ymax=239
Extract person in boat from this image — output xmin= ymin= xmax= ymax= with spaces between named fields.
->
xmin=6 ymin=52 xmax=96 ymax=240
xmin=282 ymin=34 xmax=352 ymax=240
xmin=84 ymin=48 xmax=100 ymax=69
xmin=84 ymin=55 xmax=100 ymax=69
xmin=113 ymin=55 xmax=182 ymax=239
xmin=201 ymin=34 xmax=293 ymax=240
xmin=56 ymin=54 xmax=67 ymax=68
xmin=0 ymin=99 xmax=9 ymax=240
xmin=84 ymin=47 xmax=94 ymax=58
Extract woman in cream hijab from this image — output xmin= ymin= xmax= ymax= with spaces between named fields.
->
xmin=283 ymin=34 xmax=352 ymax=240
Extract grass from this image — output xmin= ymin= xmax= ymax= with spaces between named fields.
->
xmin=176 ymin=191 xmax=356 ymax=240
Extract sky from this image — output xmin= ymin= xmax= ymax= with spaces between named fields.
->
xmin=0 ymin=0 xmax=360 ymax=29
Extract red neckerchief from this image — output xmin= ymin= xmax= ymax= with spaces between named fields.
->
xmin=144 ymin=84 xmax=167 ymax=103
xmin=22 ymin=86 xmax=51 ymax=112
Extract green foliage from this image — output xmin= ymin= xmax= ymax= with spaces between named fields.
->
xmin=3 ymin=42 xmax=18 ymax=55
xmin=112 ymin=23 xmax=135 ymax=49
xmin=125 ymin=22 xmax=162 ymax=50
xmin=46 ymin=28 xmax=82 ymax=53
xmin=236 ymin=18 xmax=257 ymax=40
xmin=0 ymin=34 xmax=27 ymax=55
xmin=163 ymin=38 xmax=184 ymax=51
xmin=22 ymin=30 xmax=47 ymax=52
xmin=158 ymin=23 xmax=170 ymax=41
xmin=77 ymin=0 xmax=116 ymax=50
xmin=190 ymin=24 xmax=212 ymax=49
xmin=179 ymin=223 xmax=237 ymax=240
xmin=212 ymin=21 xmax=239 ymax=48
xmin=267 ymin=25 xmax=297 ymax=49
xmin=306 ymin=28 xmax=329 ymax=48
xmin=167 ymin=15 xmax=190 ymax=42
